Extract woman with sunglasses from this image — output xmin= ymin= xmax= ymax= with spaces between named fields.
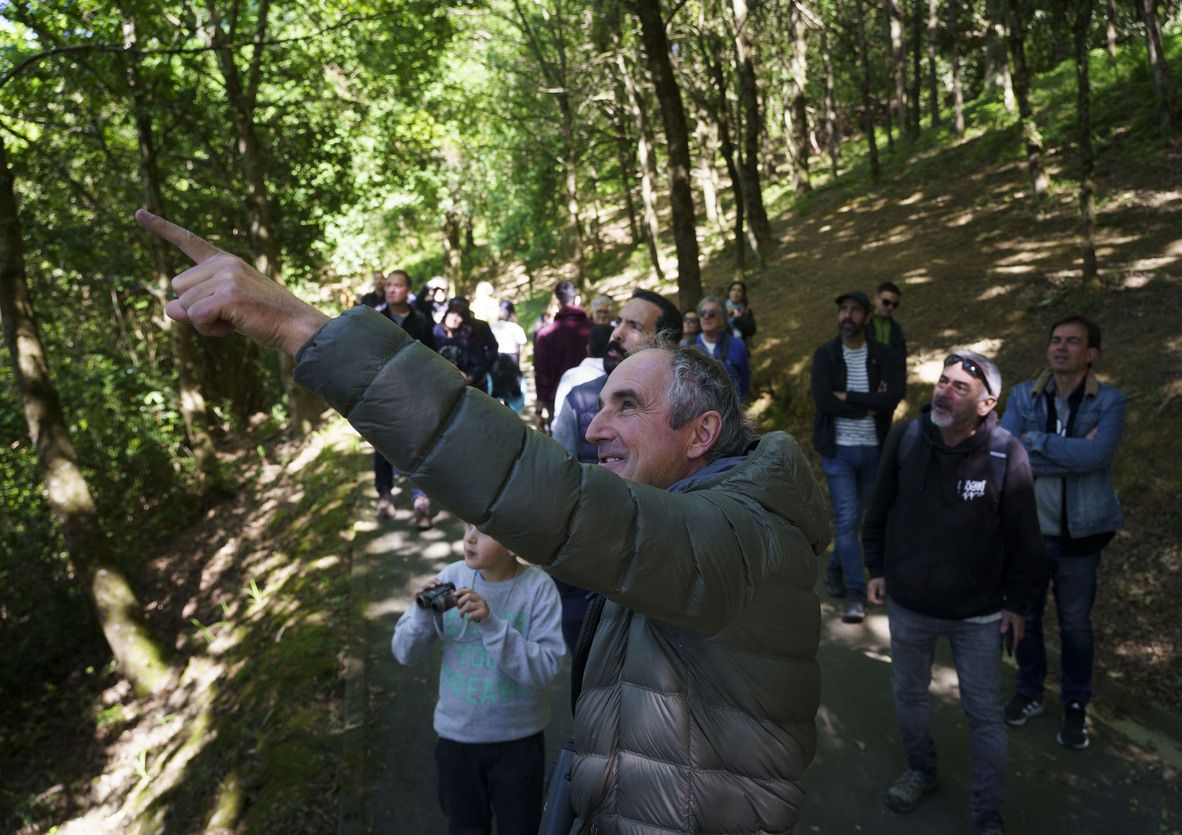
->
xmin=679 ymin=310 xmax=701 ymax=347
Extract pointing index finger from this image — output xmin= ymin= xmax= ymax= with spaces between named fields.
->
xmin=135 ymin=209 xmax=224 ymax=264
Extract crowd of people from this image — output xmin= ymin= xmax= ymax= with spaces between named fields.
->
xmin=139 ymin=207 xmax=1125 ymax=835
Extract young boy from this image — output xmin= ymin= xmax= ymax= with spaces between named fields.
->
xmin=392 ymin=523 xmax=566 ymax=835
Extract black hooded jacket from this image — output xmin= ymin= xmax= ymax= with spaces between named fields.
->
xmin=862 ymin=407 xmax=1046 ymax=619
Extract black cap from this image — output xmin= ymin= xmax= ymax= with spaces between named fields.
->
xmin=835 ymin=291 xmax=871 ymax=313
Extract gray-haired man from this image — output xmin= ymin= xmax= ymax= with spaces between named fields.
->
xmin=862 ymin=350 xmax=1045 ymax=835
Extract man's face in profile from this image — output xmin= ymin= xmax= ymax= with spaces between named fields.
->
xmin=587 ymin=350 xmax=698 ymax=489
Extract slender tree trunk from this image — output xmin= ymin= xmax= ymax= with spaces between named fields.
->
xmin=0 ymin=135 xmax=171 ymax=696
xmin=789 ymin=0 xmax=811 ymax=192
xmin=703 ymin=31 xmax=747 ymax=268
xmin=443 ymin=208 xmax=463 ymax=289
xmin=823 ymin=30 xmax=841 ymax=177
xmin=617 ymin=50 xmax=666 ymax=280
xmin=1006 ymin=0 xmax=1050 ymax=197
xmin=634 ymin=0 xmax=702 ymax=309
xmin=986 ymin=0 xmax=1016 ymax=112
xmin=887 ymin=0 xmax=909 ymax=135
xmin=695 ymin=113 xmax=725 ymax=232
xmin=1137 ymin=0 xmax=1175 ymax=133
xmin=612 ymin=88 xmax=643 ymax=247
xmin=731 ymin=0 xmax=772 ymax=264
xmin=1105 ymin=0 xmax=1118 ymax=61
xmin=205 ymin=0 xmax=319 ymax=434
xmin=927 ymin=0 xmax=941 ymax=126
xmin=557 ymin=91 xmax=587 ymax=289
xmin=856 ymin=0 xmax=881 ymax=181
xmin=949 ymin=0 xmax=966 ymax=135
xmin=1073 ymin=0 xmax=1099 ymax=284
xmin=910 ymin=0 xmax=923 ymax=135
xmin=122 ymin=19 xmax=218 ymax=483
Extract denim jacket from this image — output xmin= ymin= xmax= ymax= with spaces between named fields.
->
xmin=1000 ymin=369 xmax=1125 ymax=538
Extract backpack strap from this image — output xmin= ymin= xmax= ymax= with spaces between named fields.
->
xmin=899 ymin=417 xmax=1009 ymax=493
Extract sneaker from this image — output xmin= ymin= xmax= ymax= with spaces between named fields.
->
xmin=841 ymin=598 xmax=865 ymax=624
xmin=824 ymin=567 xmax=847 ymax=598
xmin=885 ymin=767 xmax=938 ymax=814
xmin=1057 ymin=702 xmax=1090 ymax=749
xmin=1004 ymin=693 xmax=1044 ymax=726
xmin=376 ymin=492 xmax=396 ymax=520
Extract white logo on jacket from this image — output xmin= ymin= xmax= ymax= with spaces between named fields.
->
xmin=958 ymin=479 xmax=987 ymax=501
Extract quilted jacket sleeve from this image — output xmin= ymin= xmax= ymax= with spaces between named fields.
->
xmin=295 ymin=307 xmax=829 ymax=638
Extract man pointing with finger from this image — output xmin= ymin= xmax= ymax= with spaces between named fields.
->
xmin=135 ymin=209 xmax=830 ymax=834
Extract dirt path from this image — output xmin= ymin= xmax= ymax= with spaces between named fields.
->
xmin=336 ymin=460 xmax=1180 ymax=834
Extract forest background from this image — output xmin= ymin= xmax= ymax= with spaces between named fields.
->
xmin=1 ymin=0 xmax=1179 ymax=831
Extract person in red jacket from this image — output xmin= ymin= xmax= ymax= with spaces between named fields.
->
xmin=533 ymin=280 xmax=592 ymax=432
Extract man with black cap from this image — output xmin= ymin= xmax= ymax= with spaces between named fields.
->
xmin=811 ymin=291 xmax=903 ymax=623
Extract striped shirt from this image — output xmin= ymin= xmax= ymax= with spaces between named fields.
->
xmin=835 ymin=344 xmax=879 ymax=447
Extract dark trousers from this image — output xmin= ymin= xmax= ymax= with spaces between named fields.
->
xmin=435 ymin=732 xmax=545 ymax=835
xmin=373 ymin=452 xmax=425 ymax=502
xmin=1016 ymin=536 xmax=1101 ymax=706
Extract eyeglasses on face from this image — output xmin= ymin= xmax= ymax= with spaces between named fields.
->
xmin=879 ymin=297 xmax=899 ymax=308
xmin=683 ymin=315 xmax=699 ymax=323
xmin=698 ymin=309 xmax=720 ymax=319
xmin=944 ymin=354 xmax=993 ymax=394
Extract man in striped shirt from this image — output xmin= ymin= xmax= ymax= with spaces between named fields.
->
xmin=811 ymin=291 xmax=903 ymax=623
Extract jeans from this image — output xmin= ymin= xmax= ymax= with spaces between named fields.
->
xmin=374 ymin=452 xmax=426 ymax=502
xmin=888 ymin=599 xmax=1007 ymax=824
xmin=1016 ymin=537 xmax=1100 ymax=706
xmin=821 ymin=444 xmax=880 ymax=596
xmin=436 ymin=732 xmax=545 ymax=835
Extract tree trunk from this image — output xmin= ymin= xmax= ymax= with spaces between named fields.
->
xmin=887 ymin=0 xmax=909 ymax=135
xmin=122 ymin=18 xmax=218 ymax=484
xmin=856 ymin=0 xmax=881 ymax=181
xmin=731 ymin=0 xmax=772 ymax=264
xmin=1006 ymin=0 xmax=1050 ymax=197
xmin=612 ymin=83 xmax=643 ymax=247
xmin=1073 ymin=0 xmax=1099 ymax=284
xmin=205 ymin=0 xmax=318 ymax=435
xmin=789 ymin=0 xmax=811 ymax=192
xmin=557 ymin=90 xmax=587 ymax=289
xmin=910 ymin=0 xmax=924 ymax=135
xmin=634 ymin=0 xmax=702 ymax=310
xmin=0 ymin=135 xmax=171 ymax=697
xmin=986 ymin=0 xmax=1016 ymax=112
xmin=702 ymin=30 xmax=747 ymax=269
xmin=823 ymin=30 xmax=841 ymax=177
xmin=617 ymin=49 xmax=666 ymax=281
xmin=949 ymin=0 xmax=966 ymax=135
xmin=927 ymin=0 xmax=941 ymax=127
xmin=695 ymin=112 xmax=725 ymax=232
xmin=1137 ymin=0 xmax=1175 ymax=134
xmin=1105 ymin=0 xmax=1118 ymax=62
xmin=443 ymin=208 xmax=463 ymax=289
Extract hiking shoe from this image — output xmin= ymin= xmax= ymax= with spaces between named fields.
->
xmin=824 ymin=567 xmax=847 ymax=598
xmin=1004 ymin=693 xmax=1044 ymax=726
xmin=1057 ymin=702 xmax=1090 ymax=749
xmin=413 ymin=496 xmax=434 ymax=531
xmin=885 ymin=768 xmax=938 ymax=813
xmin=841 ymin=598 xmax=865 ymax=624
xmin=376 ymin=492 xmax=396 ymax=520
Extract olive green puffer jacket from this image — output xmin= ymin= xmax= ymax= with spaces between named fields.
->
xmin=295 ymin=307 xmax=830 ymax=834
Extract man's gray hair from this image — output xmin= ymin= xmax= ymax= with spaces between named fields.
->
xmin=952 ymin=348 xmax=1002 ymax=402
xmin=697 ymin=295 xmax=724 ymax=313
xmin=664 ymin=346 xmax=755 ymax=461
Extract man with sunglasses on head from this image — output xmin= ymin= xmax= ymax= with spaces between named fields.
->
xmin=811 ymin=290 xmax=903 ymax=623
xmin=861 ymin=350 xmax=1045 ymax=835
xmin=999 ymin=316 xmax=1125 ymax=751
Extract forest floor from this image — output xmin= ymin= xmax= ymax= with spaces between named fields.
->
xmin=6 ymin=72 xmax=1182 ymax=835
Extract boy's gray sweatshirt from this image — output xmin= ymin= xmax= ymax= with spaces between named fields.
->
xmin=391 ymin=562 xmax=566 ymax=743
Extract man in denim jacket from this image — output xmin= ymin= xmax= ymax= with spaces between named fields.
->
xmin=999 ymin=315 xmax=1126 ymax=750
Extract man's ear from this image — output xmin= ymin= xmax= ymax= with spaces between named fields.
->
xmin=686 ymin=411 xmax=724 ymax=461
xmin=976 ymin=394 xmax=999 ymax=418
